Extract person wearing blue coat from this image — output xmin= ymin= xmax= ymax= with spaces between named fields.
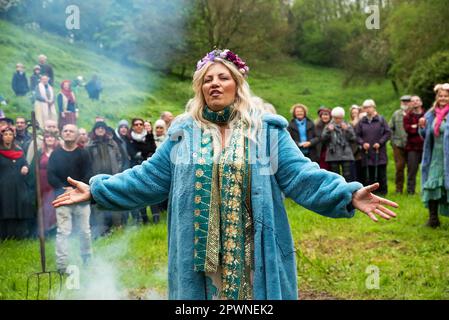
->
xmin=419 ymin=83 xmax=449 ymax=228
xmin=53 ymin=49 xmax=398 ymax=300
xmin=11 ymin=63 xmax=29 ymax=96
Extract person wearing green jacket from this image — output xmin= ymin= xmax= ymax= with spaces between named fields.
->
xmin=389 ymin=95 xmax=411 ymax=194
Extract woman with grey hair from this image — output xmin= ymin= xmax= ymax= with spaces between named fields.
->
xmin=355 ymin=99 xmax=391 ymax=195
xmin=54 ymin=49 xmax=398 ymax=300
xmin=321 ymin=107 xmax=356 ymax=181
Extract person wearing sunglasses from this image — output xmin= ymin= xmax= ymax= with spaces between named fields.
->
xmin=127 ymin=118 xmax=156 ymax=225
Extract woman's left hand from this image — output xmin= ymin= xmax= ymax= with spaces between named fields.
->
xmin=352 ymin=183 xmax=398 ymax=222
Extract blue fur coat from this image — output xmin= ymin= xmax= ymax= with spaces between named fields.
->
xmin=89 ymin=114 xmax=363 ymax=300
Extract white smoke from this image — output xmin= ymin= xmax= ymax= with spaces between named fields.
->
xmin=57 ymin=227 xmax=168 ymax=300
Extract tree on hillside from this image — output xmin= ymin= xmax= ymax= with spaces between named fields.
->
xmin=0 ymin=0 xmax=21 ymax=13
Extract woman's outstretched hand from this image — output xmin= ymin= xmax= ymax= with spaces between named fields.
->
xmin=352 ymin=183 xmax=398 ymax=222
xmin=52 ymin=177 xmax=91 ymax=208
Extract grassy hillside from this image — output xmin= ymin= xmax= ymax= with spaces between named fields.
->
xmin=2 ymin=20 xmax=447 ymax=301
xmin=1 ymin=19 xmax=399 ymax=130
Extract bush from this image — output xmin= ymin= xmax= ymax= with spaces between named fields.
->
xmin=407 ymin=51 xmax=449 ymax=108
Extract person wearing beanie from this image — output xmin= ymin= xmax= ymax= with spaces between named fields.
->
xmin=112 ymin=119 xmax=132 ymax=226
xmin=154 ymin=119 xmax=167 ymax=148
xmin=148 ymin=119 xmax=169 ymax=224
xmin=314 ymin=107 xmax=332 ymax=170
xmin=30 ymin=65 xmax=41 ymax=94
xmin=114 ymin=119 xmax=131 ymax=170
xmin=86 ymin=121 xmax=123 ymax=237
xmin=321 ymin=107 xmax=356 ymax=182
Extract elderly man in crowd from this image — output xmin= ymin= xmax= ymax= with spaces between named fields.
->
xmin=389 ymin=95 xmax=412 ymax=194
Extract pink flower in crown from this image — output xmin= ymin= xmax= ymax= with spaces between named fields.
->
xmin=196 ymin=49 xmax=249 ymax=76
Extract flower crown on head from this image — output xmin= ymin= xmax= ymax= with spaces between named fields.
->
xmin=434 ymin=83 xmax=449 ymax=93
xmin=196 ymin=49 xmax=249 ymax=76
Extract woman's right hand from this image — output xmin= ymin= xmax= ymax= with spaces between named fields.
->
xmin=52 ymin=177 xmax=91 ymax=207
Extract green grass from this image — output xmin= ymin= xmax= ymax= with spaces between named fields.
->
xmin=2 ymin=188 xmax=449 ymax=300
xmin=2 ymin=19 xmax=447 ymax=300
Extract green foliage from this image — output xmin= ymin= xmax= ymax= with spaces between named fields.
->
xmin=1 ymin=18 xmax=445 ymax=300
xmin=407 ymin=51 xmax=449 ymax=108
xmin=386 ymin=0 xmax=449 ymax=84
xmin=2 ymin=0 xmax=291 ymax=77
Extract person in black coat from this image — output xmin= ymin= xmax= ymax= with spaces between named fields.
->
xmin=11 ymin=63 xmax=29 ymax=96
xmin=85 ymin=75 xmax=102 ymax=100
xmin=287 ymin=103 xmax=319 ymax=162
xmin=38 ymin=54 xmax=55 ymax=86
xmin=30 ymin=65 xmax=41 ymax=92
xmin=0 ymin=126 xmax=34 ymax=239
xmin=127 ymin=118 xmax=157 ymax=224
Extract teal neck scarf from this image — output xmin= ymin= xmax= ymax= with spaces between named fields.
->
xmin=193 ymin=120 xmax=253 ymax=300
xmin=202 ymin=105 xmax=234 ymax=125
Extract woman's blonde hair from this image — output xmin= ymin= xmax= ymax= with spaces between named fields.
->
xmin=184 ymin=59 xmax=264 ymax=149
xmin=431 ymin=83 xmax=449 ymax=112
xmin=290 ymin=104 xmax=308 ymax=118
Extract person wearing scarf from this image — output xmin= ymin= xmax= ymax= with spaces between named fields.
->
xmin=419 ymin=83 xmax=449 ymax=228
xmin=127 ymin=118 xmax=157 ymax=225
xmin=287 ymin=104 xmax=318 ymax=162
xmin=57 ymin=80 xmax=77 ymax=131
xmin=34 ymin=75 xmax=57 ymax=128
xmin=0 ymin=127 xmax=34 ymax=239
xmin=53 ymin=49 xmax=398 ymax=300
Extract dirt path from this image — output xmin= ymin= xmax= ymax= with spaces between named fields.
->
xmin=298 ymin=289 xmax=339 ymax=300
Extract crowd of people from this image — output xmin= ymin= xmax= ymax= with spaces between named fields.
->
xmin=286 ymin=88 xmax=449 ymax=229
xmin=10 ymin=55 xmax=102 ymax=131
xmin=1 ymin=52 xmax=448 ymax=277
xmin=1 ymin=53 xmax=176 ymax=272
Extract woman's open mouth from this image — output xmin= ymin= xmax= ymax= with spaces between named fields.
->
xmin=210 ymin=90 xmax=222 ymax=97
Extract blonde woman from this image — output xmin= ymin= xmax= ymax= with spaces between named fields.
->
xmin=419 ymin=83 xmax=449 ymax=228
xmin=53 ymin=49 xmax=398 ymax=300
xmin=287 ymin=103 xmax=318 ymax=161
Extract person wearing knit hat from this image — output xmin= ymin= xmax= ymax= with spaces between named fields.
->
xmin=114 ymin=119 xmax=131 ymax=170
xmin=317 ymin=106 xmax=331 ymax=117
xmin=321 ymin=107 xmax=356 ymax=181
xmin=86 ymin=120 xmax=124 ymax=237
xmin=30 ymin=65 xmax=41 ymax=93
xmin=112 ymin=119 xmax=132 ymax=226
xmin=154 ymin=119 xmax=167 ymax=148
xmin=118 ymin=119 xmax=129 ymax=129
xmin=149 ymin=118 xmax=169 ymax=224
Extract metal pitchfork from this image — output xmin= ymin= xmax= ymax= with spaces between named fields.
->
xmin=26 ymin=111 xmax=62 ymax=300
